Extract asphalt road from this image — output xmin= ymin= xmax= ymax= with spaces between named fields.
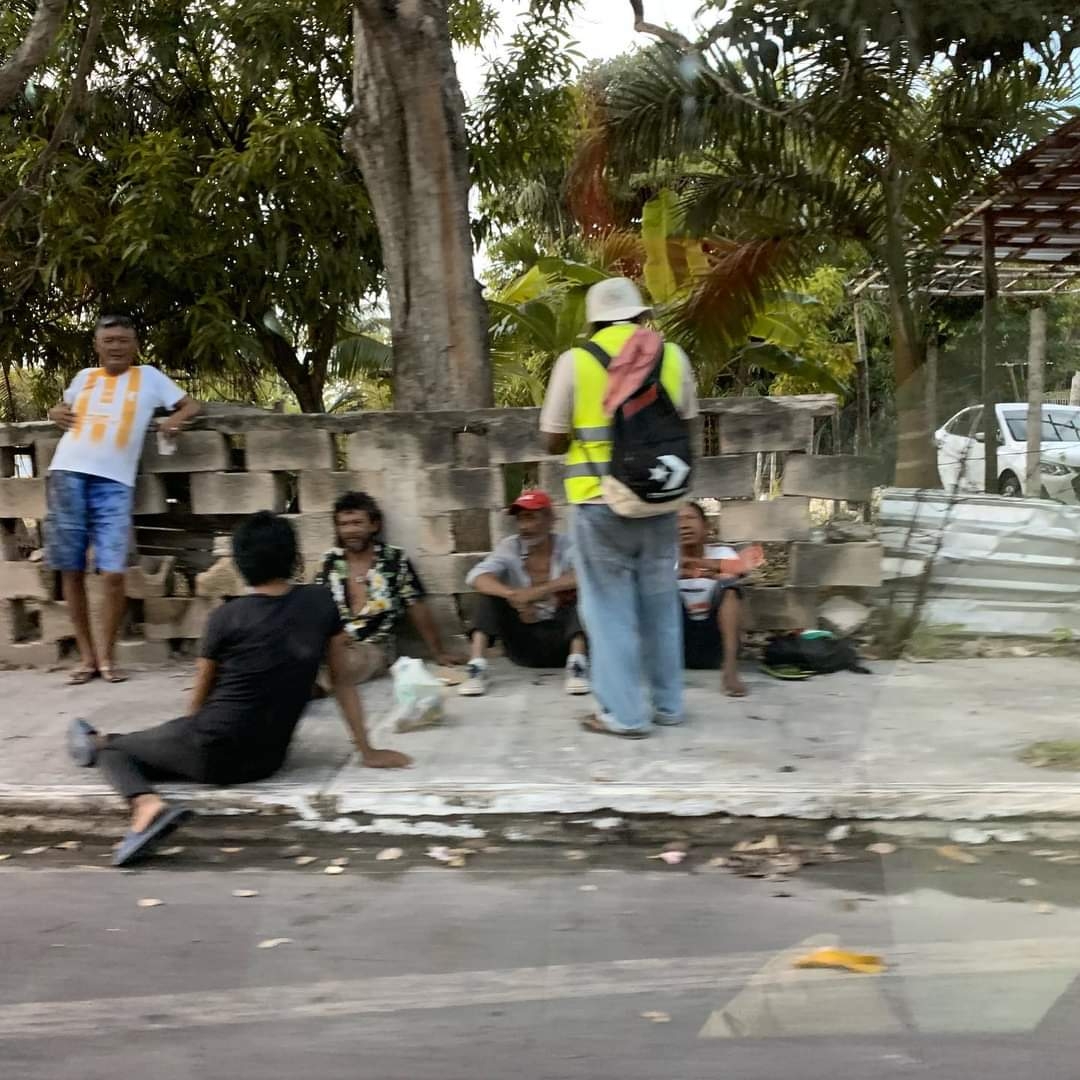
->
xmin=5 ymin=836 xmax=1080 ymax=1079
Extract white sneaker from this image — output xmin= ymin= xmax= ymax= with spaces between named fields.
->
xmin=458 ymin=661 xmax=489 ymax=696
xmin=564 ymin=657 xmax=590 ymax=696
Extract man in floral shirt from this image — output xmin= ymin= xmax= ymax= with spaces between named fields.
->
xmin=314 ymin=491 xmax=461 ymax=683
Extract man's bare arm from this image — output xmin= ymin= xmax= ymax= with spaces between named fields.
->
xmin=327 ymin=633 xmax=411 ymax=768
xmin=158 ymin=396 xmax=201 ymax=436
xmin=407 ymin=600 xmax=462 ymax=666
xmin=543 ymin=432 xmax=570 ymax=455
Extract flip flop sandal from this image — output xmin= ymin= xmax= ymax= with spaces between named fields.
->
xmin=67 ymin=718 xmax=99 ymax=767
xmin=99 ymin=667 xmax=129 ymax=684
xmin=760 ymin=663 xmax=813 ymax=681
xmin=112 ymin=806 xmax=194 ymax=868
xmin=580 ymin=715 xmax=650 ymax=739
xmin=68 ymin=668 xmax=99 ymax=686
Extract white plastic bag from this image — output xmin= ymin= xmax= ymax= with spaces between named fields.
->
xmin=389 ymin=656 xmax=444 ymax=733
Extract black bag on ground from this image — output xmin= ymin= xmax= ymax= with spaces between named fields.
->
xmin=580 ymin=340 xmax=693 ymax=516
xmin=763 ymin=633 xmax=869 ymax=675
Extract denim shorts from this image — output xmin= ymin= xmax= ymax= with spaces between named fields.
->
xmin=45 ymin=470 xmax=134 ymax=573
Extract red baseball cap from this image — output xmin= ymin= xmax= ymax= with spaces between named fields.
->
xmin=509 ymin=489 xmax=553 ymax=514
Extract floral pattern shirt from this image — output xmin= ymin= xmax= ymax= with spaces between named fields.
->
xmin=315 ymin=544 xmax=425 ymax=646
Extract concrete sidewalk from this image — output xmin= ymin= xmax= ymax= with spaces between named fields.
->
xmin=3 ymin=656 xmax=1080 ymax=834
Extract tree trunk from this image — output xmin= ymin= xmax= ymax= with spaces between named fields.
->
xmin=260 ymin=332 xmax=325 ymax=413
xmin=0 ymin=0 xmax=67 ymax=112
xmin=1025 ymin=306 xmax=1046 ymax=496
xmin=881 ymin=161 xmax=938 ymax=488
xmin=343 ymin=1 xmax=490 ymax=411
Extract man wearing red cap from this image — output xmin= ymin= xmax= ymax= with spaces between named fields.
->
xmin=459 ymin=489 xmax=588 ymax=697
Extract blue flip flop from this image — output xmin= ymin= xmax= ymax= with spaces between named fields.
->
xmin=67 ymin=719 xmax=99 ymax=767
xmin=113 ymin=806 xmax=194 ymax=868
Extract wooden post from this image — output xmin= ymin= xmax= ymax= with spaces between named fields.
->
xmin=981 ymin=210 xmax=999 ymax=493
xmin=853 ymin=301 xmax=871 ymax=453
xmin=1070 ymin=371 xmax=1080 ymax=406
xmin=1025 ymin=306 xmax=1047 ymax=497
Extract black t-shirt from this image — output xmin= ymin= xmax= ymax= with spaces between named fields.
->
xmin=192 ymin=585 xmax=343 ymax=775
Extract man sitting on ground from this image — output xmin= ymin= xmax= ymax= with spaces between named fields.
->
xmin=460 ymin=489 xmax=589 ymax=697
xmin=67 ymin=511 xmax=411 ymax=867
xmin=315 ymin=491 xmax=461 ymax=682
xmin=678 ymin=502 xmax=762 ymax=698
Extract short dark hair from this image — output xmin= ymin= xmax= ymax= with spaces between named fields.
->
xmin=333 ymin=491 xmax=383 ymax=532
xmin=687 ymin=501 xmax=707 ymax=522
xmin=231 ymin=511 xmax=298 ymax=586
xmin=95 ymin=313 xmax=138 ymax=334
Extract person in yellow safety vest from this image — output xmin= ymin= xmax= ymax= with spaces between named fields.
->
xmin=539 ymin=278 xmax=700 ymax=737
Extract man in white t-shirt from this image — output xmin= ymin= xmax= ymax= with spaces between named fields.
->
xmin=46 ymin=314 xmax=200 ymax=684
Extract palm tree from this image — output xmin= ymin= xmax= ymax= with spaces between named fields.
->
xmin=595 ymin=10 xmax=1068 ymax=483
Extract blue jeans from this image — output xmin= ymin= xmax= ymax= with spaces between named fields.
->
xmin=571 ymin=504 xmax=683 ymax=733
xmin=46 ymin=470 xmax=134 ymax=573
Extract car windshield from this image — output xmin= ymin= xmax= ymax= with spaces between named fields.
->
xmin=1003 ymin=410 xmax=1080 ymax=443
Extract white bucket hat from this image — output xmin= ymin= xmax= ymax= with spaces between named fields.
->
xmin=585 ymin=277 xmax=651 ymax=324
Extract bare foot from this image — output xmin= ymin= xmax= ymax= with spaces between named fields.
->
xmin=130 ymin=793 xmax=167 ymax=833
xmin=723 ymin=670 xmax=748 ymax=698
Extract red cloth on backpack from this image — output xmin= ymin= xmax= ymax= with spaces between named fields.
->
xmin=602 ymin=327 xmax=665 ymax=415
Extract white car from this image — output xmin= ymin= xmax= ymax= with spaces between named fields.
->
xmin=935 ymin=403 xmax=1080 ymax=502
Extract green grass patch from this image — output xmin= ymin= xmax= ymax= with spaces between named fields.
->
xmin=1020 ymin=741 xmax=1080 ymax=770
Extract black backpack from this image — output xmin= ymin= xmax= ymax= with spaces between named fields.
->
xmin=763 ymin=632 xmax=870 ymax=676
xmin=580 ymin=339 xmax=693 ymax=513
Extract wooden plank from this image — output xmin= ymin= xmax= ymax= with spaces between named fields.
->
xmin=781 ymin=455 xmax=880 ymax=502
xmin=691 ymin=455 xmax=756 ymax=500
xmin=719 ymin=498 xmax=811 ymax=542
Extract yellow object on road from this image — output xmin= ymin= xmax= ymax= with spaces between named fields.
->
xmin=793 ymin=947 xmax=885 ymax=975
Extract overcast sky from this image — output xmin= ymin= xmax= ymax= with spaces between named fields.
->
xmin=455 ymin=0 xmax=706 ymax=99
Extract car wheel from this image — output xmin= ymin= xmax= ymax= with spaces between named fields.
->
xmin=999 ymin=471 xmax=1022 ymax=498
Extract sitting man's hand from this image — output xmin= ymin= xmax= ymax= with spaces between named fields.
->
xmin=49 ymin=403 xmax=76 ymax=431
xmin=360 ymin=748 xmax=413 ymax=769
xmin=157 ymin=413 xmax=188 ymax=437
xmin=679 ymin=558 xmax=705 ymax=579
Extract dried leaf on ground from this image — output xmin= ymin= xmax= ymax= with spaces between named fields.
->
xmin=159 ymin=846 xmax=185 ymax=857
xmin=866 ymin=842 xmax=897 ymax=856
xmin=232 ymin=889 xmax=259 ymax=898
xmin=294 ymin=855 xmax=318 ymax=866
xmin=329 ymin=857 xmax=349 ymax=867
xmin=640 ymin=1011 xmax=671 ymax=1023
xmin=733 ymin=834 xmax=780 ymax=854
xmin=324 ymin=865 xmax=346 ymax=876
xmin=427 ymin=846 xmax=472 ymax=867
xmin=826 ymin=825 xmax=852 ymax=842
xmin=649 ymin=851 xmax=686 ymax=865
xmin=54 ymin=840 xmax=82 ymax=851
xmin=579 ymin=884 xmax=598 ymax=892
xmin=565 ymin=850 xmax=589 ymax=861
xmin=950 ymin=827 xmax=991 ymax=845
xmin=935 ymin=845 xmax=979 ymax=865
xmin=375 ymin=848 xmax=404 ymax=861
xmin=1031 ymin=850 xmax=1063 ymax=858
xmin=1036 ymin=902 xmax=1056 ymax=914
xmin=1018 ymin=878 xmax=1039 ymax=887
xmin=22 ymin=847 xmax=47 ymax=856
xmin=257 ymin=938 xmax=292 ymax=949
xmin=136 ymin=898 xmax=164 ymax=908
xmin=1048 ymin=853 xmax=1080 ymax=863
xmin=220 ymin=847 xmax=243 ymax=854
xmin=707 ymin=856 xmax=729 ymax=868
xmin=0 ymin=854 xmax=11 ymax=862
xmin=793 ymin=947 xmax=885 ymax=975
